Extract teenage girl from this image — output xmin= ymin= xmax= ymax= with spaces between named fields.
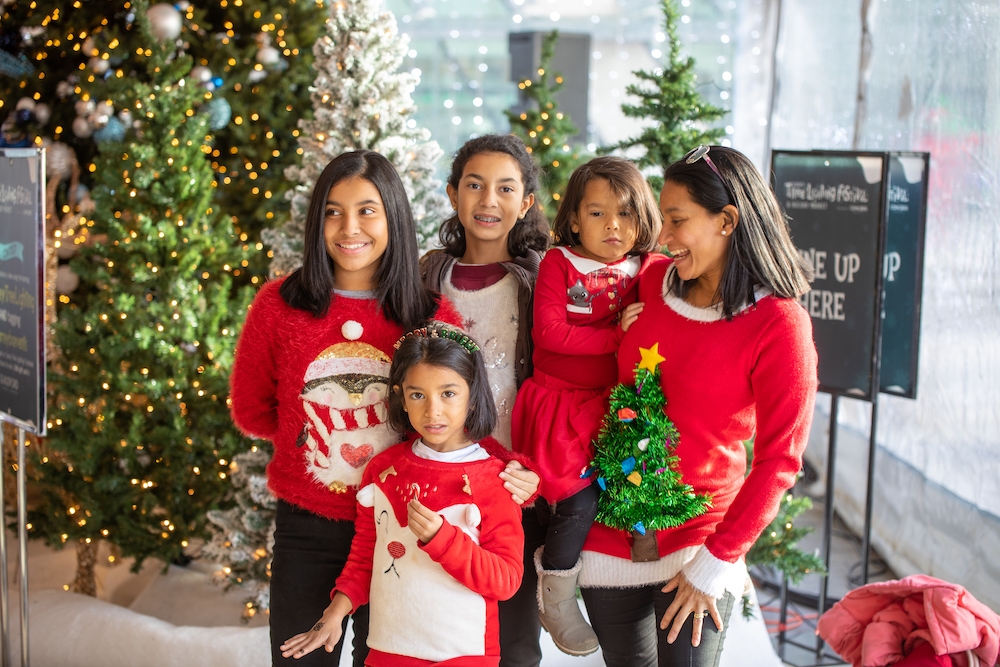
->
xmin=510 ymin=156 xmax=663 ymax=656
xmin=420 ymin=133 xmax=549 ymax=666
xmin=229 ymin=150 xmax=536 ymax=667
xmin=280 ymin=324 xmax=525 ymax=666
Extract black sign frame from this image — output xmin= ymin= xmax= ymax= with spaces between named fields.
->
xmin=770 ymin=149 xmax=890 ymax=401
xmin=0 ymin=147 xmax=46 ymax=435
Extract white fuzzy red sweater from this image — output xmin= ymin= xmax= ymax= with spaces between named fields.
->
xmin=228 ymin=279 xmax=463 ymax=520
xmin=581 ymin=260 xmax=819 ymax=598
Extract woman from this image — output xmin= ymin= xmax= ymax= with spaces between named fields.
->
xmin=578 ymin=145 xmax=818 ymax=667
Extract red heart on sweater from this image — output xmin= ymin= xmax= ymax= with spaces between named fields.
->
xmin=340 ymin=443 xmax=374 ymax=468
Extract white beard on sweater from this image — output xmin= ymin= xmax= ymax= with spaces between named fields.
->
xmin=360 ymin=484 xmax=486 ymax=661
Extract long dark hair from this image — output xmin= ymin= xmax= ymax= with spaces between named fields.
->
xmin=662 ymin=145 xmax=812 ymax=320
xmin=439 ymin=134 xmax=549 ymax=258
xmin=387 ymin=328 xmax=497 ymax=442
xmin=279 ymin=150 xmax=435 ymax=328
xmin=551 ymin=156 xmax=661 ymax=254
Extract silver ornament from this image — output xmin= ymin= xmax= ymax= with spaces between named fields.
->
xmin=45 ymin=142 xmax=75 ymax=181
xmin=15 ymin=97 xmax=35 ymax=111
xmin=56 ymin=265 xmax=80 ymax=294
xmin=146 ymin=3 xmax=183 ymax=41
xmin=72 ymin=116 xmax=93 ymax=138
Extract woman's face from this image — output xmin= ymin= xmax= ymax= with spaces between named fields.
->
xmin=323 ymin=176 xmax=390 ymax=291
xmin=658 ymin=180 xmax=732 ymax=285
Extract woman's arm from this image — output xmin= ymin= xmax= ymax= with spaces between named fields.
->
xmin=532 ymin=251 xmax=626 ymax=355
xmin=229 ymin=284 xmax=281 ymax=440
xmin=683 ymin=305 xmax=819 ymax=598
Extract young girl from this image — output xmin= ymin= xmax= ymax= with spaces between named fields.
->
xmin=420 ymin=134 xmax=549 ymax=666
xmin=280 ymin=324 xmax=525 ymax=666
xmin=229 ymin=150 xmax=534 ymax=667
xmin=510 ymin=156 xmax=663 ymax=656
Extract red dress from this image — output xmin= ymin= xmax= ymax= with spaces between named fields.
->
xmin=511 ymin=247 xmax=662 ymax=502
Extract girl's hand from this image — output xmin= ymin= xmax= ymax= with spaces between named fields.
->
xmin=279 ymin=592 xmax=352 ymax=659
xmin=408 ymin=498 xmax=444 ymax=543
xmin=620 ymin=302 xmax=645 ymax=332
xmin=500 ymin=461 xmax=539 ymax=504
xmin=659 ymin=573 xmax=724 ymax=647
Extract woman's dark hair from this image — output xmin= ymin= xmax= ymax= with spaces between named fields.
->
xmin=551 ymin=156 xmax=661 ymax=254
xmin=387 ymin=328 xmax=497 ymax=442
xmin=439 ymin=134 xmax=549 ymax=258
xmin=662 ymin=145 xmax=813 ymax=320
xmin=279 ymin=150 xmax=435 ymax=328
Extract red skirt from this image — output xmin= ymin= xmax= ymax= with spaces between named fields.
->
xmin=511 ymin=369 xmax=607 ymax=503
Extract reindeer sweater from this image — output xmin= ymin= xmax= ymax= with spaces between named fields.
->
xmin=334 ymin=437 xmax=524 ymax=666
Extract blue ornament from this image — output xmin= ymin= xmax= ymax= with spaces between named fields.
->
xmin=202 ymin=97 xmax=231 ymax=131
xmin=621 ymin=456 xmax=636 ymax=475
xmin=597 ymin=477 xmax=606 ymax=491
xmin=633 ymin=522 xmax=646 ymax=535
xmin=93 ymin=117 xmax=126 ymax=144
xmin=212 ymin=77 xmax=224 ymax=88
xmin=580 ymin=467 xmax=594 ymax=479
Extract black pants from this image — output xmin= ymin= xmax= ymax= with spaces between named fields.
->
xmin=582 ymin=585 xmax=734 ymax=667
xmin=270 ymin=500 xmax=370 ymax=667
xmin=498 ymin=507 xmax=546 ymax=667
xmin=537 ymin=484 xmax=599 ymax=571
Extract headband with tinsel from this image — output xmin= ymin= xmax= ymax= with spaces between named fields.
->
xmin=394 ymin=324 xmax=481 ymax=355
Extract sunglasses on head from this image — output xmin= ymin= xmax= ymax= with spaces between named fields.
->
xmin=684 ymin=145 xmax=735 ymax=203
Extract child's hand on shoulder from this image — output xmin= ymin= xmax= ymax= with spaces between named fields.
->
xmin=620 ymin=301 xmax=645 ymax=332
xmin=408 ymin=498 xmax=444 ymax=543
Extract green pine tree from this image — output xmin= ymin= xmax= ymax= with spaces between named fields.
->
xmin=506 ymin=30 xmax=587 ymax=221
xmin=591 ymin=351 xmax=711 ymax=534
xmin=601 ymin=0 xmax=726 ymax=191
xmin=27 ymin=0 xmax=253 ymax=594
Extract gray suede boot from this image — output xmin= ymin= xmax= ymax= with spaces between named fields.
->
xmin=535 ymin=547 xmax=599 ymax=656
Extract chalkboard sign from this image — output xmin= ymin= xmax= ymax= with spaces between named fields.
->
xmin=879 ymin=152 xmax=929 ymax=398
xmin=771 ymin=151 xmax=888 ymax=400
xmin=0 ymin=148 xmax=46 ymax=434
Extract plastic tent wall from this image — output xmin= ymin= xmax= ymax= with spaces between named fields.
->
xmin=731 ymin=0 xmax=1000 ymax=610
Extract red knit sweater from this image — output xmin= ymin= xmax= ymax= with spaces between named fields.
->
xmin=229 ymin=279 xmax=463 ymax=520
xmin=334 ymin=437 xmax=524 ymax=667
xmin=582 ymin=260 xmax=818 ymax=596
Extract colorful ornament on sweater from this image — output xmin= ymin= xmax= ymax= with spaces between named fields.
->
xmin=590 ymin=347 xmax=712 ymax=533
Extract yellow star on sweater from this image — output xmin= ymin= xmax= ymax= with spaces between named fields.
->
xmin=638 ymin=343 xmax=665 ymax=373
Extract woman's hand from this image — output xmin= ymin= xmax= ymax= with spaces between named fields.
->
xmin=500 ymin=461 xmax=539 ymax=504
xmin=620 ymin=302 xmax=645 ymax=332
xmin=659 ymin=573 xmax=724 ymax=647
xmin=279 ymin=592 xmax=352 ymax=659
xmin=408 ymin=498 xmax=444 ymax=543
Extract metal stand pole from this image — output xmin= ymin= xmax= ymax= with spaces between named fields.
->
xmin=861 ymin=397 xmax=880 ymax=584
xmin=16 ymin=429 xmax=28 ymax=667
xmin=0 ymin=426 xmax=10 ymax=667
xmin=777 ymin=573 xmax=789 ymax=661
xmin=815 ymin=394 xmax=840 ymax=657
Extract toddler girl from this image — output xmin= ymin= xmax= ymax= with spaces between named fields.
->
xmin=511 ymin=156 xmax=663 ymax=656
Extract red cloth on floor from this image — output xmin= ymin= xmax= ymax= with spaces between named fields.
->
xmin=817 ymin=575 xmax=1000 ymax=667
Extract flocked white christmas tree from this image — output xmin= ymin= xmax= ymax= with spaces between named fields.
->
xmin=203 ymin=444 xmax=275 ymax=621
xmin=262 ymin=0 xmax=450 ymax=275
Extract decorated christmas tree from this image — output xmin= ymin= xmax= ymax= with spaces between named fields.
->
xmin=263 ymin=0 xmax=450 ymax=275
xmin=26 ymin=0 xmax=253 ymax=594
xmin=602 ymin=0 xmax=726 ymax=190
xmin=203 ymin=444 xmax=275 ymax=622
xmin=590 ymin=345 xmax=711 ymax=535
xmin=505 ymin=31 xmax=587 ymax=221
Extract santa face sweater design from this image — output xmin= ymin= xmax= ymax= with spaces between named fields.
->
xmin=580 ymin=260 xmax=818 ymax=598
xmin=334 ymin=437 xmax=524 ymax=667
xmin=228 ymin=279 xmax=463 ymax=520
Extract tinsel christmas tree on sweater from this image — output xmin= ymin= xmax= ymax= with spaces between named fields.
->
xmin=26 ymin=0 xmax=253 ymax=594
xmin=263 ymin=0 xmax=450 ymax=274
xmin=591 ymin=347 xmax=711 ymax=535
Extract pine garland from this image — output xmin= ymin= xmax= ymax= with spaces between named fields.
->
xmin=591 ymin=355 xmax=711 ymax=534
